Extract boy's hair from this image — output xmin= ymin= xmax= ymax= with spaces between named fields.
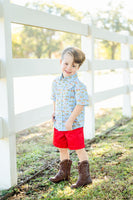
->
xmin=61 ymin=47 xmax=85 ymax=67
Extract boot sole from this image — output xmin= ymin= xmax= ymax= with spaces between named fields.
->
xmin=71 ymin=180 xmax=92 ymax=189
xmin=49 ymin=178 xmax=70 ymax=183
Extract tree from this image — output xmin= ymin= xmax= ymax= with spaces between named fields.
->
xmin=12 ymin=32 xmax=24 ymax=58
xmin=12 ymin=2 xmax=84 ymax=58
xmin=84 ymin=2 xmax=129 ymax=60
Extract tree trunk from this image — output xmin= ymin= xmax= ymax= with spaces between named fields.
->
xmin=111 ymin=43 xmax=118 ymax=60
xmin=48 ymin=51 xmax=52 ymax=58
xmin=110 ymin=43 xmax=118 ymax=72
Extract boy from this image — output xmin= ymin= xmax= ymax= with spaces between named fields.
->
xmin=50 ymin=47 xmax=92 ymax=188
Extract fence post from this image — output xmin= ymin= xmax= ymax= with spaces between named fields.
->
xmin=81 ymin=25 xmax=95 ymax=139
xmin=121 ymin=31 xmax=132 ymax=118
xmin=0 ymin=0 xmax=17 ymax=189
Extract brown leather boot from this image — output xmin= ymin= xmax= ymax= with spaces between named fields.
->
xmin=49 ymin=159 xmax=72 ymax=183
xmin=71 ymin=160 xmax=92 ymax=189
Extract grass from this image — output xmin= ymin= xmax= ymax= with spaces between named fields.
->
xmin=1 ymin=107 xmax=133 ymax=200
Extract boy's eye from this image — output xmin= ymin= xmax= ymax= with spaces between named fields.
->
xmin=72 ymin=65 xmax=76 ymax=68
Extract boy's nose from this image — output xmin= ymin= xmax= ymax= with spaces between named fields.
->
xmin=67 ymin=65 xmax=72 ymax=69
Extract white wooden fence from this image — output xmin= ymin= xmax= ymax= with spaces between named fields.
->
xmin=0 ymin=0 xmax=133 ymax=190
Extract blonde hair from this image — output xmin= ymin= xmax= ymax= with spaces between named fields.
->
xmin=61 ymin=47 xmax=85 ymax=67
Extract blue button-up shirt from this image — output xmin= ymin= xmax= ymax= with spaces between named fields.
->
xmin=51 ymin=73 xmax=89 ymax=131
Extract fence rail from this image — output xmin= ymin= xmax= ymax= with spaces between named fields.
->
xmin=10 ymin=3 xmax=89 ymax=35
xmin=92 ymin=26 xmax=128 ymax=43
xmin=0 ymin=0 xmax=133 ymax=190
xmin=15 ymin=104 xmax=53 ymax=132
xmin=10 ymin=59 xmax=89 ymax=77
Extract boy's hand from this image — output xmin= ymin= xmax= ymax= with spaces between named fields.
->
xmin=65 ymin=120 xmax=73 ymax=131
xmin=52 ymin=112 xmax=56 ymax=122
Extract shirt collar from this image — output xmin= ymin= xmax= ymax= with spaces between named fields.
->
xmin=59 ymin=73 xmax=77 ymax=81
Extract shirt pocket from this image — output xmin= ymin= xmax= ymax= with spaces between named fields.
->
xmin=63 ymin=83 xmax=75 ymax=104
xmin=64 ymin=82 xmax=75 ymax=94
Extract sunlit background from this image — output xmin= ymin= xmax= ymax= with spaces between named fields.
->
xmin=10 ymin=0 xmax=133 ymax=116
xmin=10 ymin=0 xmax=133 ymax=18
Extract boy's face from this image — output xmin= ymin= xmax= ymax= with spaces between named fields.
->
xmin=60 ymin=53 xmax=80 ymax=77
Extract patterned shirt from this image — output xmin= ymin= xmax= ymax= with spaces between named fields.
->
xmin=51 ymin=73 xmax=89 ymax=131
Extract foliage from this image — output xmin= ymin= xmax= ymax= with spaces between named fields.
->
xmin=12 ymin=1 xmax=133 ymax=60
xmin=92 ymin=2 xmax=128 ymax=32
xmin=12 ymin=2 xmax=83 ymax=58
xmin=84 ymin=1 xmax=132 ymax=60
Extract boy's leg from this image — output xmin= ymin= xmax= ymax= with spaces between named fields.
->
xmin=59 ymin=148 xmax=70 ymax=161
xmin=75 ymin=148 xmax=88 ymax=162
xmin=49 ymin=148 xmax=72 ymax=183
xmin=71 ymin=148 xmax=92 ymax=189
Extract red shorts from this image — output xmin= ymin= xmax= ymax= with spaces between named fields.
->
xmin=53 ymin=127 xmax=85 ymax=150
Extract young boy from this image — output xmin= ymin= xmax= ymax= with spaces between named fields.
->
xmin=50 ymin=47 xmax=92 ymax=188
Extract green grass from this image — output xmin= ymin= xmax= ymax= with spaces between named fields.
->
xmin=1 ymin=107 xmax=133 ymax=200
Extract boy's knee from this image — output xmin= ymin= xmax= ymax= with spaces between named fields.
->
xmin=59 ymin=148 xmax=68 ymax=153
xmin=75 ymin=148 xmax=85 ymax=154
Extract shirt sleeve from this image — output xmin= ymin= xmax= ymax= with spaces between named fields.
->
xmin=75 ymin=82 xmax=89 ymax=106
xmin=51 ymin=80 xmax=56 ymax=101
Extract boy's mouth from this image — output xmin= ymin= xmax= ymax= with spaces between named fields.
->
xmin=64 ymin=70 xmax=71 ymax=74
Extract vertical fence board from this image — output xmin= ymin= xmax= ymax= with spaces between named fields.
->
xmin=81 ymin=32 xmax=95 ymax=139
xmin=121 ymin=31 xmax=132 ymax=118
xmin=0 ymin=0 xmax=17 ymax=189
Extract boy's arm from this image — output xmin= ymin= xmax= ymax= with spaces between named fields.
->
xmin=65 ymin=105 xmax=84 ymax=130
xmin=53 ymin=101 xmax=55 ymax=112
xmin=52 ymin=101 xmax=56 ymax=122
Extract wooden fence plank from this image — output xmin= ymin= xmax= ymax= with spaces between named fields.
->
xmin=10 ymin=3 xmax=89 ymax=35
xmin=94 ymin=86 xmax=127 ymax=103
xmin=15 ymin=104 xmax=53 ymax=132
xmin=10 ymin=59 xmax=89 ymax=77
